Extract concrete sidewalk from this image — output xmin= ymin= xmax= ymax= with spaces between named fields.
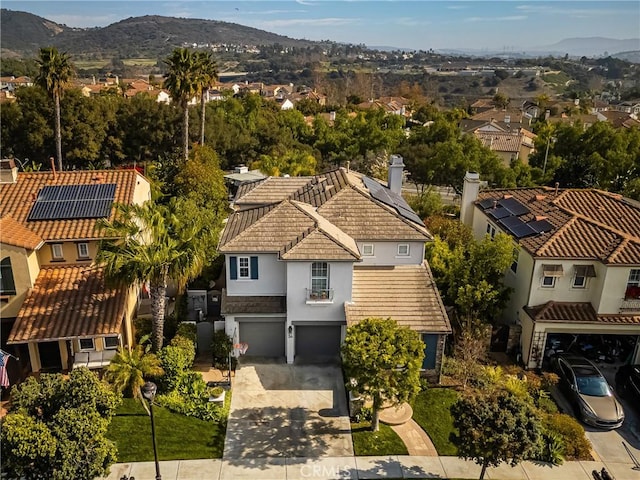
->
xmin=100 ymin=455 xmax=640 ymax=480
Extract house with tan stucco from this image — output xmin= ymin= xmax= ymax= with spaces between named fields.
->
xmin=0 ymin=160 xmax=151 ymax=380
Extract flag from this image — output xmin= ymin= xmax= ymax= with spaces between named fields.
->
xmin=0 ymin=352 xmax=9 ymax=388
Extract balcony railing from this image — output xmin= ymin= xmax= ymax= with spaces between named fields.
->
xmin=620 ymin=298 xmax=640 ymax=313
xmin=306 ymin=288 xmax=334 ymax=303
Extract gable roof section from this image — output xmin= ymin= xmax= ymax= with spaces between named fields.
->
xmin=474 ymin=131 xmax=525 ymax=153
xmin=234 ymin=177 xmax=312 ymax=206
xmin=0 ymin=215 xmax=43 ymax=250
xmin=346 ymin=262 xmax=452 ymax=333
xmin=476 ymin=188 xmax=640 ymax=264
xmin=8 ymin=266 xmax=128 ymax=343
xmin=0 ymin=170 xmax=140 ymax=241
xmin=317 ymin=186 xmax=430 ymax=241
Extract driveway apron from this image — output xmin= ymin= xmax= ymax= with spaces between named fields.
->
xmin=223 ymin=363 xmax=354 ymax=459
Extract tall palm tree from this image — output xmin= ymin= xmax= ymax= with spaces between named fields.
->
xmin=35 ymin=47 xmax=74 ymax=172
xmin=96 ymin=199 xmax=213 ymax=352
xmin=104 ymin=344 xmax=163 ymax=399
xmin=164 ymin=48 xmax=199 ymax=161
xmin=195 ymin=51 xmax=218 ymax=146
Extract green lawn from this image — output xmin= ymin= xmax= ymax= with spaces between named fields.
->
xmin=411 ymin=388 xmax=460 ymax=456
xmin=351 ymin=421 xmax=409 ymax=456
xmin=107 ymin=398 xmax=226 ymax=462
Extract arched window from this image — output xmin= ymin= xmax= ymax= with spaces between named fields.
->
xmin=0 ymin=257 xmax=16 ymax=295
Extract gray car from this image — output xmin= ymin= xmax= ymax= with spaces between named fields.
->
xmin=552 ymin=354 xmax=625 ymax=429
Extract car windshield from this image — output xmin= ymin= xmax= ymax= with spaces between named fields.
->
xmin=576 ymin=375 xmax=611 ymax=397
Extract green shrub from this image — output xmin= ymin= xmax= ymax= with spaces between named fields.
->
xmin=535 ymin=431 xmax=565 ymax=465
xmin=176 ymin=322 xmax=197 ymax=342
xmin=156 ymin=372 xmax=224 ymax=422
xmin=537 ymin=396 xmax=559 ymax=415
xmin=542 ymin=413 xmax=592 ymax=460
xmin=134 ymin=317 xmax=152 ymax=344
xmin=158 ymin=336 xmax=196 ymax=392
xmin=212 ymin=330 xmax=233 ymax=369
xmin=210 ymin=386 xmax=224 ymax=397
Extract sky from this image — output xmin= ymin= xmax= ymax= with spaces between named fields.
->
xmin=4 ymin=1 xmax=640 ymax=51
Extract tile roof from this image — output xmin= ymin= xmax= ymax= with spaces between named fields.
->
xmin=0 ymin=170 xmax=141 ymax=241
xmin=0 ymin=215 xmax=43 ymax=250
xmin=476 ymin=188 xmax=640 ymax=264
xmin=234 ymin=177 xmax=311 ymax=206
xmin=221 ymin=291 xmax=286 ymax=314
xmin=474 ymin=131 xmax=525 ymax=153
xmin=346 ymin=262 xmax=452 ymax=333
xmin=524 ymin=301 xmax=640 ymax=325
xmin=8 ymin=266 xmax=128 ymax=343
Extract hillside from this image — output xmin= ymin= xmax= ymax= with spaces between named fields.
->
xmin=1 ymin=10 xmax=317 ymax=58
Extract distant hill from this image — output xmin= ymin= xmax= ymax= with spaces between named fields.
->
xmin=1 ymin=9 xmax=317 ymax=58
xmin=534 ymin=37 xmax=640 ymax=57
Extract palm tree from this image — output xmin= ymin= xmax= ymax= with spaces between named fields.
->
xmin=195 ymin=51 xmax=218 ymax=146
xmin=104 ymin=344 xmax=163 ymax=399
xmin=96 ymin=199 xmax=213 ymax=352
xmin=35 ymin=47 xmax=74 ymax=172
xmin=164 ymin=48 xmax=199 ymax=161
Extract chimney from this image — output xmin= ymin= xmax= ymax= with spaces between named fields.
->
xmin=234 ymin=165 xmax=249 ymax=174
xmin=387 ymin=154 xmax=404 ymax=195
xmin=460 ymin=171 xmax=481 ymax=227
xmin=0 ymin=158 xmax=18 ymax=184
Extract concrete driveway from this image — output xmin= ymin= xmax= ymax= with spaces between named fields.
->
xmin=223 ymin=362 xmax=354 ymax=459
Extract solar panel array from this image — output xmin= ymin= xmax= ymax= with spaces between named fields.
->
xmin=362 ymin=176 xmax=424 ymax=226
xmin=27 ymin=184 xmax=117 ymax=221
xmin=479 ymin=195 xmax=554 ymax=239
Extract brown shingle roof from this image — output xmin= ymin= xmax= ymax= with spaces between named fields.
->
xmin=235 ymin=177 xmax=312 ymax=206
xmin=0 ymin=215 xmax=43 ymax=250
xmin=346 ymin=262 xmax=451 ymax=333
xmin=476 ymin=188 xmax=640 ymax=264
xmin=8 ymin=266 xmax=128 ymax=343
xmin=474 ymin=131 xmax=523 ymax=153
xmin=525 ymin=301 xmax=640 ymax=325
xmin=0 ymin=170 xmax=140 ymax=241
xmin=221 ymin=291 xmax=286 ymax=314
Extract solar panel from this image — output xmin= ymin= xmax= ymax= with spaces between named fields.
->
xmin=498 ymin=197 xmax=530 ymax=216
xmin=499 ymin=216 xmax=525 ymax=229
xmin=511 ymin=223 xmax=536 ymax=238
xmin=27 ymin=184 xmax=117 ymax=221
xmin=527 ymin=219 xmax=554 ymax=234
xmin=362 ymin=176 xmax=424 ymax=226
xmin=479 ymin=198 xmax=497 ymax=210
xmin=487 ymin=207 xmax=511 ymax=220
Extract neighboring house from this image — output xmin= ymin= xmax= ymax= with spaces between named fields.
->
xmin=0 ymin=76 xmax=33 ymax=92
xmin=218 ymin=157 xmax=451 ymax=380
xmin=473 ymin=129 xmax=536 ymax=165
xmin=0 ymin=160 xmax=151 ymax=378
xmin=460 ymin=172 xmax=640 ymax=371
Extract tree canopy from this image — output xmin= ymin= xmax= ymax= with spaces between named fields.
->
xmin=341 ymin=317 xmax=425 ymax=431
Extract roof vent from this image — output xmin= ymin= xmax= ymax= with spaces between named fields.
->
xmin=534 ymin=194 xmax=547 ymax=202
xmin=503 ymin=194 xmax=513 ymax=199
xmin=535 ymin=215 xmax=548 ymax=221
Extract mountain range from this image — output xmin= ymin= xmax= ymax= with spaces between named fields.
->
xmin=1 ymin=9 xmax=638 ymax=60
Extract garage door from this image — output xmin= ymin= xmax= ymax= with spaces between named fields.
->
xmin=239 ymin=320 xmax=285 ymax=358
xmin=295 ymin=325 xmax=342 ymax=360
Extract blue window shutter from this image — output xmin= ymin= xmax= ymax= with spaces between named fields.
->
xmin=230 ymin=256 xmax=237 ymax=280
xmin=250 ymin=256 xmax=259 ymax=279
xmin=422 ymin=334 xmax=438 ymax=370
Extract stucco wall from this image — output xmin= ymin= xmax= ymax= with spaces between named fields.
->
xmin=131 ymin=172 xmax=152 ymax=206
xmin=528 ymin=260 xmax=606 ymax=307
xmin=356 ymin=241 xmax=425 ymax=266
xmin=0 ymin=243 xmax=39 ymax=318
xmin=595 ymin=266 xmax=637 ymax=314
xmin=225 ymin=253 xmax=286 ymax=296
xmin=38 ymin=240 xmax=97 ymax=266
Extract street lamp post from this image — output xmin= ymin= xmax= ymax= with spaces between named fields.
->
xmin=141 ymin=381 xmax=162 ymax=480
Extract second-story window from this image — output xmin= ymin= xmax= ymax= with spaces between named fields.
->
xmin=51 ymin=243 xmax=64 ymax=260
xmin=397 ymin=244 xmax=410 ymax=256
xmin=311 ymin=262 xmax=329 ymax=294
xmin=541 ymin=276 xmax=556 ymax=288
xmin=362 ymin=244 xmax=374 ymax=256
xmin=238 ymin=257 xmax=250 ymax=278
xmin=627 ymin=269 xmax=640 ymax=299
xmin=0 ymin=257 xmax=16 ymax=295
xmin=77 ymin=242 xmax=90 ymax=259
xmin=573 ymin=265 xmax=596 ymax=289
xmin=486 ymin=223 xmax=496 ymax=239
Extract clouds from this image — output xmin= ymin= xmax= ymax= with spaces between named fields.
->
xmin=464 ymin=15 xmax=527 ymax=23
xmin=258 ymin=17 xmax=357 ymax=28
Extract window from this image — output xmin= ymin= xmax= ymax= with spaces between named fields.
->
xmin=422 ymin=334 xmax=439 ymax=370
xmin=626 ymin=269 xmax=640 ymax=299
xmin=51 ymin=243 xmax=64 ymax=260
xmin=311 ymin=262 xmax=329 ymax=294
xmin=397 ymin=244 xmax=410 ymax=256
xmin=0 ymin=257 xmax=16 ymax=295
xmin=229 ymin=256 xmax=258 ymax=280
xmin=79 ymin=338 xmax=95 ymax=351
xmin=573 ymin=265 xmax=596 ymax=289
xmin=541 ymin=276 xmax=556 ymax=288
xmin=238 ymin=257 xmax=250 ymax=278
xmin=362 ymin=244 xmax=374 ymax=256
xmin=77 ymin=242 xmax=89 ymax=259
xmin=510 ymin=248 xmax=519 ymax=273
xmin=486 ymin=223 xmax=496 ymax=239
xmin=104 ymin=336 xmax=119 ymax=349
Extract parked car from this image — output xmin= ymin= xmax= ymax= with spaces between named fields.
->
xmin=551 ymin=354 xmax=625 ymax=429
xmin=615 ymin=364 xmax=640 ymax=407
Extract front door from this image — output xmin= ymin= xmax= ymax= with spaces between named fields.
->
xmin=37 ymin=341 xmax=62 ymax=372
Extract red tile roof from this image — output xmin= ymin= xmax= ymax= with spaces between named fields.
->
xmin=0 ymin=170 xmax=140 ymax=241
xmin=8 ymin=266 xmax=128 ymax=343
xmin=525 ymin=301 xmax=640 ymax=325
xmin=0 ymin=215 xmax=43 ymax=250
